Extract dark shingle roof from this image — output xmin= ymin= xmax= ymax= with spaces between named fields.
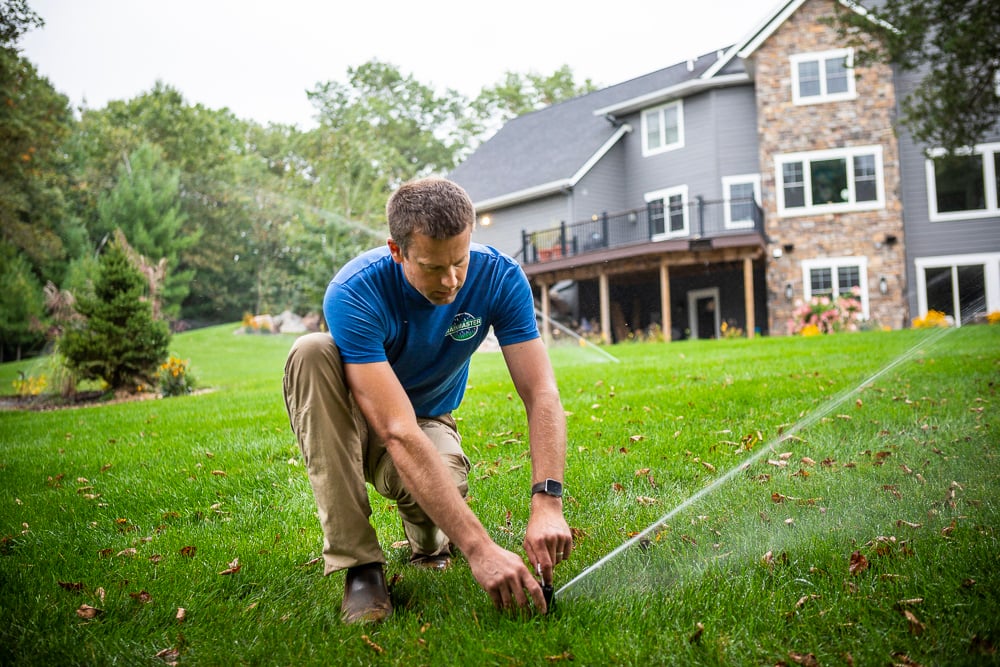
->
xmin=449 ymin=49 xmax=739 ymax=207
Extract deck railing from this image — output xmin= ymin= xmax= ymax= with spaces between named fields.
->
xmin=521 ymin=197 xmax=764 ymax=264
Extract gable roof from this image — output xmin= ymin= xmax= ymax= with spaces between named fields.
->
xmin=449 ymin=0 xmax=896 ymax=211
xmin=448 ymin=49 xmax=744 ymax=210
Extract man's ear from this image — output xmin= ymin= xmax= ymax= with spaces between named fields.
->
xmin=387 ymin=238 xmax=404 ymax=264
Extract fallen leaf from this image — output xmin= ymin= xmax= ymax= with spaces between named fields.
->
xmin=76 ymin=604 xmax=102 ymax=619
xmin=129 ymin=590 xmax=152 ymax=604
xmin=179 ymin=545 xmax=197 ymax=557
xmin=58 ymin=581 xmax=84 ymax=592
xmin=635 ymin=496 xmax=658 ymax=505
xmin=788 ymin=650 xmax=819 ymax=666
xmin=300 ymin=557 xmax=322 ymax=567
xmin=800 ymin=457 xmax=816 ymax=466
xmin=635 ymin=468 xmax=650 ymax=476
xmin=795 ymin=594 xmax=820 ymax=609
xmin=611 ymin=482 xmax=625 ymax=492
xmin=116 ymin=548 xmax=137 ymax=558
xmin=219 ymin=557 xmax=241 ymax=575
xmin=767 ymin=459 xmax=789 ymax=468
xmin=211 ymin=470 xmax=227 ymax=477
xmin=154 ymin=647 xmax=180 ymax=664
xmin=896 ymin=520 xmax=922 ymax=529
xmin=902 ymin=609 xmax=925 ymax=635
xmin=689 ymin=622 xmax=704 ymax=644
xmin=361 ymin=634 xmax=385 ymax=654
xmin=891 ymin=651 xmax=924 ymax=666
xmin=545 ymin=651 xmax=574 ymax=662
xmin=701 ymin=461 xmax=716 ymax=473
xmin=849 ymin=550 xmax=869 ymax=575
xmin=176 ymin=607 xmax=186 ymax=622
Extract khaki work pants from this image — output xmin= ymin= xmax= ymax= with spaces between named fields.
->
xmin=283 ymin=333 xmax=470 ymax=575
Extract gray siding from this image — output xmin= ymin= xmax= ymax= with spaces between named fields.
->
xmin=572 ymin=140 xmax=628 ymax=220
xmin=619 ymin=85 xmax=760 ymax=206
xmin=894 ymin=66 xmax=1000 ymax=315
xmin=471 ymin=193 xmax=570 ymax=258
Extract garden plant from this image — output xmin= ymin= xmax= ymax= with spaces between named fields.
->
xmin=1 ymin=323 xmax=997 ymax=665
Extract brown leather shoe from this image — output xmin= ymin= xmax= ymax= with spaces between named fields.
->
xmin=341 ymin=563 xmax=393 ymax=624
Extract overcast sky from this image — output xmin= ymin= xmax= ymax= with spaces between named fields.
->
xmin=20 ymin=0 xmax=779 ymax=129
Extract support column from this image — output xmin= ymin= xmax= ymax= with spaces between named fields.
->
xmin=539 ymin=281 xmax=551 ymax=345
xmin=743 ymin=257 xmax=755 ymax=339
xmin=659 ymin=260 xmax=671 ymax=343
xmin=599 ymin=272 xmax=611 ymax=345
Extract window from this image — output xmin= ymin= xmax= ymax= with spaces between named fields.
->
xmin=645 ymin=185 xmax=689 ymax=239
xmin=641 ymin=100 xmax=684 ymax=156
xmin=925 ymin=142 xmax=1000 ymax=221
xmin=791 ymin=49 xmax=855 ymax=104
xmin=775 ymin=146 xmax=884 ymax=216
xmin=916 ymin=253 xmax=1000 ymax=325
xmin=802 ymin=257 xmax=869 ymax=318
xmin=722 ymin=174 xmax=762 ymax=228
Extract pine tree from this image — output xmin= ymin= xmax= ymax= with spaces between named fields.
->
xmin=60 ymin=232 xmax=170 ymax=392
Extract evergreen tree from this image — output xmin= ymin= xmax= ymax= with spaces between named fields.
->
xmin=60 ymin=232 xmax=170 ymax=392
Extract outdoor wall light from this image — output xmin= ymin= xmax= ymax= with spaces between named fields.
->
xmin=785 ymin=283 xmax=794 ymax=301
xmin=480 ymin=215 xmax=492 ymax=227
xmin=879 ymin=275 xmax=888 ymax=295
xmin=627 ymin=212 xmax=638 ymax=224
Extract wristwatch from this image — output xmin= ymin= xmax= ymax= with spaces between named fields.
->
xmin=531 ymin=478 xmax=563 ymax=498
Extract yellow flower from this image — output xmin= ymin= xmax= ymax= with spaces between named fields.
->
xmin=800 ymin=324 xmax=821 ymax=337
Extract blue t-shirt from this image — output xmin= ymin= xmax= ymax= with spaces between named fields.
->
xmin=324 ymin=242 xmax=539 ymax=417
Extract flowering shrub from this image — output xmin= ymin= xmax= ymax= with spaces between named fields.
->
xmin=912 ymin=310 xmax=951 ymax=328
xmin=987 ymin=311 xmax=1000 ymax=325
xmin=788 ymin=290 xmax=863 ymax=335
xmin=12 ymin=373 xmax=47 ymax=397
xmin=720 ymin=320 xmax=745 ymax=339
xmin=158 ymin=356 xmax=196 ymax=397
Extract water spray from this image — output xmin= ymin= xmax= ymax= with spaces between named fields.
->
xmin=534 ymin=308 xmax=621 ymax=363
xmin=555 ymin=324 xmax=957 ymax=601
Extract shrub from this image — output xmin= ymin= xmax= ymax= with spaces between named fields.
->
xmin=59 ymin=233 xmax=170 ymax=393
xmin=788 ymin=290 xmax=863 ymax=335
xmin=913 ymin=310 xmax=951 ymax=328
xmin=158 ymin=355 xmax=196 ymax=397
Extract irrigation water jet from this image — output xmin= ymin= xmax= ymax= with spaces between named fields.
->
xmin=534 ymin=308 xmax=621 ymax=363
xmin=555 ymin=324 xmax=957 ymax=601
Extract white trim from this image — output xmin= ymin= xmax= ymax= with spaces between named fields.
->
xmin=471 ymin=124 xmax=632 ymax=211
xmin=641 ymin=100 xmax=685 ymax=157
xmin=914 ymin=252 xmax=1000 ymax=324
xmin=593 ymin=73 xmax=749 ymax=118
xmin=801 ymin=256 xmax=871 ymax=319
xmin=774 ymin=145 xmax=885 ymax=217
xmin=790 ymin=48 xmax=856 ymax=105
xmin=924 ymin=142 xmax=1000 ymax=222
xmin=721 ymin=174 xmax=762 ymax=229
xmin=687 ymin=287 xmax=721 ymax=339
xmin=645 ymin=185 xmax=689 ymax=239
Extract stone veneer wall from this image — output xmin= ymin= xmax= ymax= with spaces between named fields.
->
xmin=752 ymin=0 xmax=908 ymax=333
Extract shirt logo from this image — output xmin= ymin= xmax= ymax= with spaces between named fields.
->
xmin=446 ymin=312 xmax=482 ymax=341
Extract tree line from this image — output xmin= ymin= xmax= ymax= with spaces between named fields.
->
xmin=0 ymin=0 xmax=596 ymax=361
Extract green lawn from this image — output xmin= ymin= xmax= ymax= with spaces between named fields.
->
xmin=1 ymin=324 xmax=998 ymax=666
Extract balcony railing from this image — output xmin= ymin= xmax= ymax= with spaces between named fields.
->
xmin=521 ymin=197 xmax=764 ymax=264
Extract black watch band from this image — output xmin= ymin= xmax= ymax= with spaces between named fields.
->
xmin=531 ymin=478 xmax=563 ymax=498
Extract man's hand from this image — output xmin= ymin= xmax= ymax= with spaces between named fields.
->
xmin=467 ymin=542 xmax=547 ymax=613
xmin=523 ymin=494 xmax=573 ymax=586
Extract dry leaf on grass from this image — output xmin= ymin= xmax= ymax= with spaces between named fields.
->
xmin=219 ymin=557 xmax=241 ymax=575
xmin=902 ymin=609 xmax=925 ymax=635
xmin=361 ymin=634 xmax=385 ymax=654
xmin=58 ymin=581 xmax=84 ymax=592
xmin=154 ymin=646 xmax=180 ymax=665
xmin=788 ymin=651 xmax=819 ymax=666
xmin=689 ymin=622 xmax=705 ymax=644
xmin=849 ymin=550 xmax=869 ymax=575
xmin=76 ymin=604 xmax=102 ymax=619
xmin=545 ymin=651 xmax=574 ymax=662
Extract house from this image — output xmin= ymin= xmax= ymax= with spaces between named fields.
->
xmin=448 ymin=0 xmax=1000 ymax=342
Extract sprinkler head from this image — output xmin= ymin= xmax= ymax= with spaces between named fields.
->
xmin=542 ymin=583 xmax=554 ymax=613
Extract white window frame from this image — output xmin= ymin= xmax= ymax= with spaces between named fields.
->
xmin=687 ymin=287 xmax=721 ymax=339
xmin=925 ymin=142 xmax=1000 ymax=222
xmin=645 ymin=185 xmax=689 ymax=240
xmin=791 ymin=48 xmax=856 ymax=105
xmin=641 ymin=100 xmax=685 ymax=157
xmin=775 ymin=145 xmax=885 ymax=217
xmin=801 ymin=256 xmax=870 ymax=319
xmin=914 ymin=252 xmax=1000 ymax=325
xmin=721 ymin=174 xmax=762 ymax=229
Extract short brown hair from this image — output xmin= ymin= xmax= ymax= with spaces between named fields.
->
xmin=386 ymin=178 xmax=475 ymax=256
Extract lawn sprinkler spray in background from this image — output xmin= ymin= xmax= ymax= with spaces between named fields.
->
xmin=554 ymin=324 xmax=958 ymax=606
